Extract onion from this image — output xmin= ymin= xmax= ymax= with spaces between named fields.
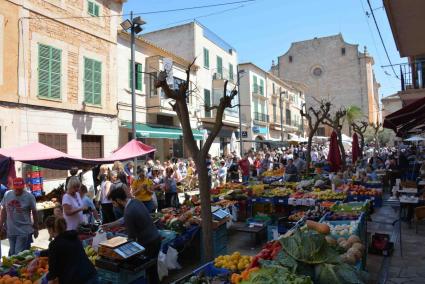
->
xmin=347 ymin=235 xmax=361 ymax=245
xmin=351 ymin=242 xmax=365 ymax=253
xmin=347 ymin=247 xmax=362 ymax=260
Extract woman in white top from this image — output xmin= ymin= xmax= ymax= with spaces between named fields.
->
xmin=62 ymin=176 xmax=86 ymax=230
xmin=100 ymin=171 xmax=116 ymax=224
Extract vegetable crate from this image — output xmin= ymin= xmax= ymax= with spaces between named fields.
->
xmin=201 ymin=223 xmax=228 ymax=261
xmin=97 ymin=268 xmax=146 ymax=284
xmin=193 ymin=261 xmax=230 ymax=277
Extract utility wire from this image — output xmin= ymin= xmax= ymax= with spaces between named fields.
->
xmin=20 ymin=0 xmax=256 ymax=20
xmin=365 ymin=0 xmax=399 ymax=79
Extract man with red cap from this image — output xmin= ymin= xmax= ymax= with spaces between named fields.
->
xmin=0 ymin=178 xmax=38 ymax=255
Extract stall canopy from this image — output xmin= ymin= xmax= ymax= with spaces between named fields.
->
xmin=383 ymin=96 xmax=425 ymax=136
xmin=0 ymin=142 xmax=98 ymax=170
xmin=123 ymin=122 xmax=204 ymax=140
xmin=100 ymin=139 xmax=155 ymax=162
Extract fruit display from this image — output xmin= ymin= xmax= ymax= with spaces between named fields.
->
xmin=324 ymin=212 xmax=360 ymax=221
xmin=288 ymin=207 xmax=326 ymax=222
xmin=84 ymin=245 xmax=98 ymax=264
xmin=0 ymin=275 xmax=35 ymax=284
xmin=339 ymin=184 xmax=381 ymax=197
xmin=250 ymin=184 xmax=266 ymax=196
xmin=214 ymin=252 xmax=253 ymax=271
xmin=262 ymin=168 xmax=284 ymax=177
xmin=270 ymin=187 xmax=293 ymax=197
xmin=248 ymin=240 xmax=282 ymax=269
xmin=325 ymin=235 xmax=365 ymax=265
xmin=19 ymin=257 xmax=48 ymax=283
xmin=2 ymin=250 xmax=35 ymax=268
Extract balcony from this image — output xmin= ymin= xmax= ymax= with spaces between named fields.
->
xmin=254 ymin=112 xmax=269 ymax=123
xmin=399 ymin=61 xmax=425 ymax=105
xmin=212 ymin=68 xmax=236 ymax=83
xmin=252 ymin=85 xmax=266 ymax=100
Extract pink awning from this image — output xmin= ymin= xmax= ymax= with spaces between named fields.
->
xmin=100 ymin=139 xmax=155 ymax=162
xmin=0 ymin=142 xmax=98 ymax=170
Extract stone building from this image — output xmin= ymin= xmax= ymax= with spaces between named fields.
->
xmin=0 ymin=0 xmax=124 ymax=189
xmin=271 ymin=34 xmax=380 ymax=135
xmin=238 ymin=62 xmax=306 ymax=152
xmin=143 ymin=21 xmax=239 ymax=157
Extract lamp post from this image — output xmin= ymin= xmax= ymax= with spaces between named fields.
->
xmin=237 ymin=67 xmax=245 ymax=157
xmin=121 ymin=12 xmax=145 ymax=168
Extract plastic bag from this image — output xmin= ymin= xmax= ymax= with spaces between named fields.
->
xmin=157 ymin=250 xmax=168 ymax=281
xmin=92 ymin=230 xmax=107 ymax=252
xmin=165 ymin=246 xmax=181 ymax=270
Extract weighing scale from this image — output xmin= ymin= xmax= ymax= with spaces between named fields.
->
xmin=212 ymin=208 xmax=230 ymax=220
xmin=98 ymin=237 xmax=145 ymax=261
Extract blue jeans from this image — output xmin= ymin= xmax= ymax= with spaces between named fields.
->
xmin=8 ymin=234 xmax=31 ymax=256
xmin=242 ymin=175 xmax=249 ymax=183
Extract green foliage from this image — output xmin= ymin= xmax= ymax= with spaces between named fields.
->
xmin=242 ymin=266 xmax=313 ymax=284
xmin=345 ymin=106 xmax=363 ymax=125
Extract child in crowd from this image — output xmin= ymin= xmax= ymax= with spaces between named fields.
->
xmin=79 ymin=185 xmax=100 ymax=224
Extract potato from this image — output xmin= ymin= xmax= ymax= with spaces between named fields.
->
xmin=341 ymin=253 xmax=356 ymax=265
xmin=351 ymin=242 xmax=365 ymax=253
xmin=339 ymin=240 xmax=351 ymax=250
xmin=337 ymin=237 xmax=346 ymax=244
xmin=347 ymin=235 xmax=361 ymax=245
xmin=347 ymin=247 xmax=362 ymax=260
xmin=325 ymin=236 xmax=337 ymax=246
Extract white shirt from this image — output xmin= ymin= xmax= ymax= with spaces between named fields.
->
xmin=62 ymin=192 xmax=84 ymax=230
xmin=100 ymin=181 xmax=112 ymax=204
xmin=81 ymin=170 xmax=95 ymax=199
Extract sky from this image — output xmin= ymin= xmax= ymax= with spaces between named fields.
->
xmin=123 ymin=0 xmax=405 ymax=100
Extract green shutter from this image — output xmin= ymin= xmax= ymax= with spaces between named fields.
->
xmin=217 ymin=56 xmax=223 ymax=75
xmin=204 ymin=89 xmax=211 ymax=117
xmin=88 ymin=1 xmax=94 ymax=15
xmin=94 ymin=3 xmax=100 ymax=16
xmin=203 ymin=48 xmax=209 ymax=68
xmin=84 ymin=57 xmax=101 ymax=105
xmin=136 ymin=63 xmax=143 ymax=91
xmin=229 ymin=63 xmax=234 ymax=80
xmin=253 ymin=75 xmax=257 ymax=93
xmin=260 ymin=79 xmax=264 ymax=95
xmin=38 ymin=44 xmax=61 ymax=99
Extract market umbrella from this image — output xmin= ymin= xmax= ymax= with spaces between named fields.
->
xmin=100 ymin=139 xmax=156 ymax=162
xmin=404 ymin=135 xmax=425 ymax=142
xmin=352 ymin=133 xmax=360 ymax=164
xmin=327 ymin=131 xmax=341 ymax=172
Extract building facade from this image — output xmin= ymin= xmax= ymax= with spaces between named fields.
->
xmin=0 ymin=0 xmax=124 ymax=189
xmin=239 ymin=63 xmax=306 ymax=153
xmin=381 ymin=94 xmax=403 ymax=118
xmin=143 ymin=21 xmax=239 ymax=157
xmin=383 ymin=0 xmax=425 ymax=106
xmin=271 ymin=34 xmax=380 ymax=134
xmin=117 ymin=32 xmax=203 ymax=161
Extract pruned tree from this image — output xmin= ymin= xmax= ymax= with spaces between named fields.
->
xmin=155 ymin=59 xmax=238 ymax=261
xmin=369 ymin=122 xmax=383 ymax=150
xmin=300 ymin=99 xmax=331 ymax=169
xmin=324 ymin=108 xmax=347 ymax=169
xmin=351 ymin=121 xmax=368 ymax=157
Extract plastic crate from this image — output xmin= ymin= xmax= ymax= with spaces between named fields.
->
xmin=193 ymin=261 xmax=230 ymax=277
xmin=30 ymin=171 xmax=41 ymax=178
xmin=331 ymin=201 xmax=368 ymax=213
xmin=97 ymin=268 xmax=146 ymax=284
xmin=273 ymin=197 xmax=288 ymax=205
xmin=30 ymin=184 xmax=42 ymax=191
xmin=249 ymin=197 xmax=273 ymax=204
xmin=30 ymin=177 xmax=42 ymax=185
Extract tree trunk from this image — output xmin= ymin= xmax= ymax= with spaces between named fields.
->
xmin=336 ymin=131 xmax=347 ymax=170
xmin=195 ymin=157 xmax=214 ymax=261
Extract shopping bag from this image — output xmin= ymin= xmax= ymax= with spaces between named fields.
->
xmin=165 ymin=246 xmax=181 ymax=270
xmin=92 ymin=230 xmax=107 ymax=252
xmin=157 ymin=250 xmax=168 ymax=281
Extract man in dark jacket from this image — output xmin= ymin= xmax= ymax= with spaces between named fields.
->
xmin=103 ymin=184 xmax=161 ymax=283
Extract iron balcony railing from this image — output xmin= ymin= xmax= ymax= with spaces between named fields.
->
xmin=254 ymin=112 xmax=269 ymax=122
xmin=400 ymin=60 xmax=425 ymax=91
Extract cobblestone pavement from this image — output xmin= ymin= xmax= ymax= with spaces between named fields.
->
xmin=367 ymin=201 xmax=425 ymax=284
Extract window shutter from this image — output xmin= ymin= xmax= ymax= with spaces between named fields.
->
xmin=88 ymin=1 xmax=94 ymax=15
xmin=94 ymin=4 xmax=100 ymax=16
xmin=204 ymin=89 xmax=211 ymax=117
xmin=229 ymin=63 xmax=233 ymax=80
xmin=93 ymin=60 xmax=102 ymax=105
xmin=260 ymin=79 xmax=264 ymax=95
xmin=38 ymin=45 xmax=50 ymax=97
xmin=203 ymin=48 xmax=209 ymax=68
xmin=50 ymin=47 xmax=62 ymax=99
xmin=217 ymin=56 xmax=223 ymax=75
xmin=253 ymin=75 xmax=257 ymax=92
xmin=136 ymin=63 xmax=143 ymax=91
xmin=84 ymin=58 xmax=93 ymax=103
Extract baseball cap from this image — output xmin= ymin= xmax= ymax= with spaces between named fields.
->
xmin=12 ymin=178 xmax=25 ymax=190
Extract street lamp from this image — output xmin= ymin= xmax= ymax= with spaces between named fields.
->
xmin=121 ymin=12 xmax=145 ymax=168
xmin=237 ymin=67 xmax=245 ymax=157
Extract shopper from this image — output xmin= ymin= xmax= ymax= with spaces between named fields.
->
xmin=44 ymin=216 xmax=98 ymax=284
xmin=218 ymin=160 xmax=228 ymax=185
xmin=293 ymin=153 xmax=306 ymax=174
xmin=99 ymin=171 xmax=116 ymax=224
xmin=239 ymin=153 xmax=251 ymax=183
xmin=163 ymin=167 xmax=179 ymax=208
xmin=79 ymin=185 xmax=100 ymax=225
xmin=112 ymin=161 xmax=128 ymax=185
xmin=80 ymin=166 xmax=95 ymax=200
xmin=65 ymin=167 xmax=79 ymax=191
xmin=131 ymin=169 xmax=155 ymax=213
xmin=228 ymin=157 xmax=239 ymax=182
xmin=284 ymin=159 xmax=299 ymax=182
xmin=103 ymin=185 xmax=160 ymax=284
xmin=0 ymin=178 xmax=38 ymax=256
xmin=62 ymin=176 xmax=86 ymax=231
